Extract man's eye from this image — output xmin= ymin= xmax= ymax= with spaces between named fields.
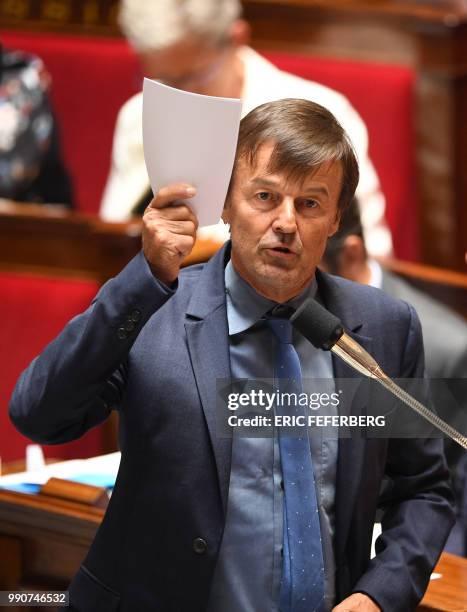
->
xmin=302 ymin=199 xmax=318 ymax=209
xmin=297 ymin=198 xmax=319 ymax=211
xmin=256 ymin=192 xmax=271 ymax=201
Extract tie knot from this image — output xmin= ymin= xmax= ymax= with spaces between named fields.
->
xmin=266 ymin=317 xmax=293 ymax=344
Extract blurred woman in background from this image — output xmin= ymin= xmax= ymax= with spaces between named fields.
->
xmin=0 ymin=44 xmax=73 ymax=206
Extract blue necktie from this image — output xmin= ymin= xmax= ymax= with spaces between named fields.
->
xmin=267 ymin=316 xmax=325 ymax=612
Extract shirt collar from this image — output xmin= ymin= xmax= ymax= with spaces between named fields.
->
xmin=224 ymin=259 xmax=318 ymax=335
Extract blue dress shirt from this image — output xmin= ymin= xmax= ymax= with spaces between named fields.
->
xmin=207 ymin=262 xmax=338 ymax=611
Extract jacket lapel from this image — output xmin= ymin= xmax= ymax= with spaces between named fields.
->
xmin=184 ymin=243 xmax=233 ymax=515
xmin=316 ymin=270 xmax=374 ymax=562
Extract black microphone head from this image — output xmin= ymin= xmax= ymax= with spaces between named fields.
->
xmin=290 ymin=298 xmax=344 ymax=350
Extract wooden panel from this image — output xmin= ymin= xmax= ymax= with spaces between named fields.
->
xmin=0 ymin=0 xmax=120 ymax=36
xmin=0 ymin=489 xmax=102 ymax=602
xmin=0 ymin=535 xmax=22 ymax=590
xmin=0 ymin=489 xmax=103 ymax=536
xmin=418 ymin=552 xmax=467 ymax=611
xmin=22 ymin=532 xmax=89 ymax=583
xmin=0 ymin=201 xmax=222 ymax=284
xmin=0 ymin=201 xmax=98 ymax=280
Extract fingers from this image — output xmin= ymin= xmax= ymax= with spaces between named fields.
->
xmin=145 ymin=183 xmax=198 ymax=230
xmin=149 ymin=183 xmax=196 ymax=210
xmin=145 ymin=218 xmax=198 ymax=237
xmin=142 ymin=183 xmax=199 ymax=284
xmin=332 ymin=593 xmax=381 ymax=612
xmin=146 ymin=203 xmax=198 ymax=227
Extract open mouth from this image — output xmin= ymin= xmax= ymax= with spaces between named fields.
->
xmin=267 ymin=246 xmax=296 ymax=256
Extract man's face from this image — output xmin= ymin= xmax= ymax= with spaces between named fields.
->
xmin=138 ymin=33 xmax=239 ymax=97
xmin=223 ymin=142 xmax=342 ymax=302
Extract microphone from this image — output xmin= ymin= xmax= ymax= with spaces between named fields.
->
xmin=290 ymin=298 xmax=467 ymax=449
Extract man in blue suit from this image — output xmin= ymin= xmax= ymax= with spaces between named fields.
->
xmin=10 ymin=99 xmax=454 ymax=611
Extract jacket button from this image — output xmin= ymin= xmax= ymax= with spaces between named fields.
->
xmin=129 ymin=309 xmax=141 ymax=322
xmin=193 ymin=537 xmax=207 ymax=554
xmin=124 ymin=319 xmax=135 ymax=332
xmin=117 ymin=326 xmax=127 ymax=340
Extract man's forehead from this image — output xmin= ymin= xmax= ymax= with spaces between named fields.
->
xmin=235 ymin=147 xmax=343 ymax=191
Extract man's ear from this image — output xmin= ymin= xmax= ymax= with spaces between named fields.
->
xmin=328 ymin=210 xmax=341 ymax=237
xmin=228 ymin=19 xmax=251 ymax=48
xmin=222 ymin=169 xmax=236 ymax=224
xmin=222 ymin=199 xmax=231 ymax=224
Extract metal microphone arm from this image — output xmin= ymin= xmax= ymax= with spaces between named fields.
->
xmin=290 ymin=298 xmax=467 ymax=450
xmin=333 ymin=334 xmax=467 ymax=450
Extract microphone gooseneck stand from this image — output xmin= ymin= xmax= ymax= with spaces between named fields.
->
xmin=291 ymin=298 xmax=467 ymax=450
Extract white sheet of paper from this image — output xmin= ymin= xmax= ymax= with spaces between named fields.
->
xmin=142 ymin=78 xmax=242 ymax=228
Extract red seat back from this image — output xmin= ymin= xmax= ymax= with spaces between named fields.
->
xmin=0 ymin=272 xmax=102 ymax=463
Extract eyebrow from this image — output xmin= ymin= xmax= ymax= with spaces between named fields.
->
xmin=248 ymin=177 xmax=330 ymax=197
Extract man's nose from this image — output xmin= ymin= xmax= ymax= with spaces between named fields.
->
xmin=272 ymin=198 xmax=297 ymax=234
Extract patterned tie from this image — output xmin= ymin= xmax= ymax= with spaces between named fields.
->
xmin=267 ymin=316 xmax=325 ymax=612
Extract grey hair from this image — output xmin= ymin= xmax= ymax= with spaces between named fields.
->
xmin=119 ymin=0 xmax=241 ymax=52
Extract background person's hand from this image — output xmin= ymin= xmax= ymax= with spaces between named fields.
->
xmin=142 ymin=183 xmax=198 ymax=284
xmin=332 ymin=592 xmax=381 ymax=611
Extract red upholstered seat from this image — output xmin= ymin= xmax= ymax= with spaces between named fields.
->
xmin=0 ymin=272 xmax=102 ymax=463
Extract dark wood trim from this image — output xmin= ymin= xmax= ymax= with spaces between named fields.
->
xmin=0 ymin=201 xmax=222 ymax=284
xmin=380 ymin=257 xmax=467 ymax=290
xmin=379 ymin=257 xmax=467 ymax=319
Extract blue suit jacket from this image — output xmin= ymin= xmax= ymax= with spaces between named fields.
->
xmin=10 ymin=243 xmax=454 ymax=612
